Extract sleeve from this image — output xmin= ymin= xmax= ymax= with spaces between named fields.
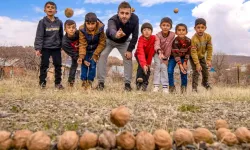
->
xmin=184 ymin=38 xmax=191 ymax=63
xmin=59 ymin=21 xmax=64 ymax=47
xmin=154 ymin=34 xmax=162 ymax=53
xmin=34 ymin=20 xmax=44 ymax=51
xmin=107 ymin=19 xmax=117 ymax=40
xmin=190 ymin=37 xmax=200 ymax=66
xmin=93 ymin=30 xmax=106 ymax=59
xmin=172 ymin=39 xmax=181 ymax=64
xmin=206 ymin=34 xmax=213 ymax=62
xmin=127 ymin=17 xmax=139 ymax=52
xmin=136 ymin=37 xmax=147 ymax=68
xmin=79 ymin=26 xmax=88 ymax=59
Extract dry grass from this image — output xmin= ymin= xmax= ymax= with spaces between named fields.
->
xmin=0 ymin=74 xmax=250 ymax=145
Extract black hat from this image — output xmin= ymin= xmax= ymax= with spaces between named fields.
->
xmin=141 ymin=22 xmax=153 ymax=33
xmin=160 ymin=17 xmax=172 ymax=27
xmin=195 ymin=18 xmax=206 ymax=26
xmin=85 ymin=12 xmax=97 ymax=22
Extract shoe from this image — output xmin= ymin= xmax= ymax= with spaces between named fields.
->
xmin=39 ymin=82 xmax=46 ymax=89
xmin=153 ymin=86 xmax=159 ymax=92
xmin=136 ymin=83 xmax=142 ymax=90
xmin=136 ymin=78 xmax=143 ymax=83
xmin=86 ymin=80 xmax=92 ymax=90
xmin=181 ymin=86 xmax=187 ymax=94
xmin=55 ymin=84 xmax=64 ymax=90
xmin=82 ymin=80 xmax=87 ymax=87
xmin=202 ymin=83 xmax=212 ymax=90
xmin=141 ymin=84 xmax=147 ymax=91
xmin=169 ymin=86 xmax=176 ymax=93
xmin=162 ymin=88 xmax=169 ymax=94
xmin=68 ymin=81 xmax=74 ymax=87
xmin=96 ymin=82 xmax=104 ymax=91
xmin=192 ymin=87 xmax=198 ymax=93
xmin=124 ymin=83 xmax=132 ymax=91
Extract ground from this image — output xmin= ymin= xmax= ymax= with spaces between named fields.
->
xmin=0 ymin=74 xmax=250 ymax=149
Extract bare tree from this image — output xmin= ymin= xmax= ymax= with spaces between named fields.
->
xmin=212 ymin=52 xmax=228 ymax=83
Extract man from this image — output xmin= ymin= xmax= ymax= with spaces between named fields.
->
xmin=96 ymin=1 xmax=139 ymax=91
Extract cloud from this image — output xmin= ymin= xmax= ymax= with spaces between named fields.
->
xmin=74 ymin=8 xmax=86 ymax=17
xmin=0 ymin=16 xmax=37 ymax=46
xmin=33 ymin=7 xmax=44 ymax=13
xmin=135 ymin=0 xmax=205 ymax=7
xmin=191 ymin=0 xmax=250 ymax=55
xmin=84 ymin=0 xmax=125 ymax=4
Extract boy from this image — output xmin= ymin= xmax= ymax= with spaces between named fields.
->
xmin=168 ymin=23 xmax=191 ymax=94
xmin=154 ymin=17 xmax=175 ymax=93
xmin=190 ymin=18 xmax=213 ymax=92
xmin=34 ymin=1 xmax=64 ymax=89
xmin=62 ymin=20 xmax=79 ymax=87
xmin=134 ymin=23 xmax=155 ymax=91
xmin=78 ymin=12 xmax=106 ymax=90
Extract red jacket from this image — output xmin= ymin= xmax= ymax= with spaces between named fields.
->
xmin=134 ymin=35 xmax=156 ymax=68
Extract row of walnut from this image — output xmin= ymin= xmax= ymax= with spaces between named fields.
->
xmin=0 ymin=106 xmax=250 ymax=150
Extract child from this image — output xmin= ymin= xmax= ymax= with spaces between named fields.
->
xmin=190 ymin=18 xmax=213 ymax=92
xmin=78 ymin=12 xmax=106 ymax=90
xmin=153 ymin=17 xmax=175 ymax=93
xmin=34 ymin=1 xmax=64 ymax=89
xmin=62 ymin=20 xmax=79 ymax=87
xmin=168 ymin=23 xmax=191 ymax=94
xmin=134 ymin=23 xmax=156 ymax=91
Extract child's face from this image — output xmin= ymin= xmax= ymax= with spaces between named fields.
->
xmin=176 ymin=26 xmax=187 ymax=38
xmin=160 ymin=22 xmax=171 ymax=34
xmin=194 ymin=24 xmax=207 ymax=36
xmin=65 ymin=24 xmax=76 ymax=37
xmin=86 ymin=22 xmax=97 ymax=32
xmin=142 ymin=28 xmax=152 ymax=39
xmin=44 ymin=4 xmax=57 ymax=16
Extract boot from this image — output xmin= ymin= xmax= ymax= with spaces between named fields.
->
xmin=169 ymin=86 xmax=176 ymax=93
xmin=181 ymin=86 xmax=187 ymax=94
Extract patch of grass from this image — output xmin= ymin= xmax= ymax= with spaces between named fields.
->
xmin=178 ymin=104 xmax=201 ymax=113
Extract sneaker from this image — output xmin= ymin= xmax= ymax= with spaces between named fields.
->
xmin=153 ymin=86 xmax=159 ymax=92
xmin=202 ymin=83 xmax=212 ymax=90
xmin=96 ymin=82 xmax=104 ymax=91
xmin=181 ymin=86 xmax=187 ymax=94
xmin=39 ymin=83 xmax=46 ymax=89
xmin=136 ymin=78 xmax=143 ymax=83
xmin=68 ymin=81 xmax=74 ymax=87
xmin=86 ymin=80 xmax=92 ymax=90
xmin=55 ymin=84 xmax=64 ymax=90
xmin=136 ymin=83 xmax=142 ymax=90
xmin=124 ymin=83 xmax=132 ymax=91
xmin=192 ymin=87 xmax=198 ymax=93
xmin=141 ymin=84 xmax=147 ymax=91
xmin=169 ymin=86 xmax=176 ymax=93
xmin=82 ymin=80 xmax=87 ymax=88
xmin=162 ymin=88 xmax=169 ymax=94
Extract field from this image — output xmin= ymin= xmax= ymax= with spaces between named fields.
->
xmin=0 ymin=74 xmax=250 ymax=149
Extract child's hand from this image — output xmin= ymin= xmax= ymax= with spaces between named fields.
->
xmin=183 ymin=62 xmax=188 ymax=70
xmin=179 ymin=64 xmax=187 ymax=74
xmin=84 ymin=60 xmax=90 ymax=67
xmin=77 ymin=58 xmax=82 ymax=64
xmin=91 ymin=55 xmax=98 ymax=62
xmin=35 ymin=50 xmax=42 ymax=57
xmin=143 ymin=66 xmax=148 ymax=75
xmin=206 ymin=61 xmax=212 ymax=70
xmin=196 ymin=64 xmax=202 ymax=72
xmin=158 ymin=52 xmax=164 ymax=59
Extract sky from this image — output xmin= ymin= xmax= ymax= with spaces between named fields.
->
xmin=0 ymin=0 xmax=250 ymax=58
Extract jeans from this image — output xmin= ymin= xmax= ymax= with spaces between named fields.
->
xmin=168 ymin=56 xmax=187 ymax=86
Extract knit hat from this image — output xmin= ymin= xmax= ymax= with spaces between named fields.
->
xmin=195 ymin=18 xmax=206 ymax=26
xmin=160 ymin=17 xmax=172 ymax=27
xmin=85 ymin=12 xmax=97 ymax=22
xmin=141 ymin=22 xmax=153 ymax=33
xmin=64 ymin=19 xmax=76 ymax=28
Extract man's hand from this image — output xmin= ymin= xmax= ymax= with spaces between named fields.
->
xmin=115 ymin=28 xmax=126 ymax=39
xmin=125 ymin=51 xmax=132 ymax=60
xmin=143 ymin=66 xmax=148 ymax=75
xmin=179 ymin=64 xmax=187 ymax=74
xmin=77 ymin=58 xmax=83 ymax=64
xmin=84 ymin=60 xmax=90 ymax=67
xmin=35 ymin=50 xmax=42 ymax=57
